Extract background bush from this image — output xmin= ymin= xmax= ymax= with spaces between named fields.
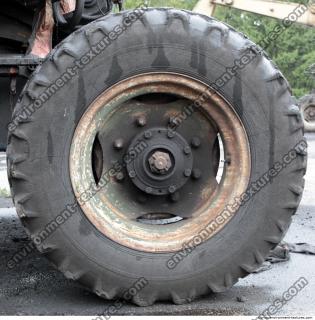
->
xmin=123 ymin=0 xmax=315 ymax=97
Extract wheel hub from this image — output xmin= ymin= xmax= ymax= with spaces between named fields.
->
xmin=126 ymin=128 xmax=194 ymax=196
xmin=149 ymin=151 xmax=172 ymax=175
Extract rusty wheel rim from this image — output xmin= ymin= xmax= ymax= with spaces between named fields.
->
xmin=70 ymin=72 xmax=251 ymax=253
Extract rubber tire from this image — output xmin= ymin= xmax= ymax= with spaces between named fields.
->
xmin=299 ymin=93 xmax=315 ymax=132
xmin=7 ymin=9 xmax=307 ymax=306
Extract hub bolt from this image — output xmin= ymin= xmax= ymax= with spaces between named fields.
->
xmin=129 ymin=171 xmax=136 ymax=179
xmin=184 ymin=146 xmax=191 ymax=155
xmin=136 ymin=116 xmax=147 ymax=127
xmin=191 ymin=137 xmax=201 ymax=148
xmin=192 ymin=169 xmax=202 ymax=180
xmin=145 ymin=187 xmax=153 ymax=194
xmin=138 ymin=195 xmax=147 ymax=203
xmin=184 ymin=169 xmax=192 ymax=177
xmin=170 ymin=192 xmax=180 ymax=203
xmin=144 ymin=131 xmax=152 ymax=139
xmin=168 ymin=185 xmax=176 ymax=194
xmin=116 ymin=172 xmax=125 ymax=182
xmin=113 ymin=138 xmax=124 ymax=150
xmin=167 ymin=131 xmax=175 ymax=139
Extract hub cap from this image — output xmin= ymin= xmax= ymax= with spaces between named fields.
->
xmin=126 ymin=128 xmax=193 ymax=196
xmin=70 ymin=73 xmax=251 ymax=252
xmin=148 ymin=151 xmax=172 ymax=175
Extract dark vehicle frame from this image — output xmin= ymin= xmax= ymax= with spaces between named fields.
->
xmin=0 ymin=0 xmax=114 ymax=150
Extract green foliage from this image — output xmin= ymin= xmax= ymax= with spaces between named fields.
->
xmin=124 ymin=0 xmax=198 ymax=10
xmin=214 ymin=0 xmax=315 ymax=97
xmin=0 ymin=187 xmax=10 ymax=198
xmin=124 ymin=0 xmax=314 ymax=97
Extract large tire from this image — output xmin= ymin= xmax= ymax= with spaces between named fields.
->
xmin=7 ymin=9 xmax=307 ymax=306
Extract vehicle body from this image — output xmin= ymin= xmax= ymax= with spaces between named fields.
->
xmin=0 ymin=0 xmax=113 ymax=150
xmin=1 ymin=0 xmax=308 ymax=305
xmin=194 ymin=0 xmax=315 ymax=26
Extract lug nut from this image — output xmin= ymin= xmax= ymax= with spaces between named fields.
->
xmin=116 ymin=172 xmax=125 ymax=182
xmin=129 ymin=171 xmax=136 ymax=179
xmin=184 ymin=169 xmax=192 ymax=177
xmin=167 ymin=130 xmax=175 ymax=139
xmin=113 ymin=138 xmax=124 ymax=150
xmin=170 ymin=192 xmax=180 ymax=203
xmin=136 ymin=116 xmax=147 ymax=127
xmin=145 ymin=187 xmax=153 ymax=194
xmin=192 ymin=169 xmax=202 ymax=180
xmin=168 ymin=185 xmax=176 ymax=194
xmin=137 ymin=195 xmax=147 ymax=204
xmin=144 ymin=131 xmax=152 ymax=139
xmin=183 ymin=146 xmax=191 ymax=155
xmin=191 ymin=137 xmax=201 ymax=148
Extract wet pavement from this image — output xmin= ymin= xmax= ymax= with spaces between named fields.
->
xmin=0 ymin=135 xmax=314 ymax=316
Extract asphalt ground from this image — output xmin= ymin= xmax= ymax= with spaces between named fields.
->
xmin=0 ymin=135 xmax=314 ymax=316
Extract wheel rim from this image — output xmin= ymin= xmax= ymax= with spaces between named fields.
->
xmin=70 ymin=72 xmax=251 ymax=253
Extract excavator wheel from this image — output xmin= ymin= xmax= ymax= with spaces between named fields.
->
xmin=7 ymin=9 xmax=307 ymax=305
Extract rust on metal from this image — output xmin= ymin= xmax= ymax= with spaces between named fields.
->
xmin=69 ymin=72 xmax=251 ymax=253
